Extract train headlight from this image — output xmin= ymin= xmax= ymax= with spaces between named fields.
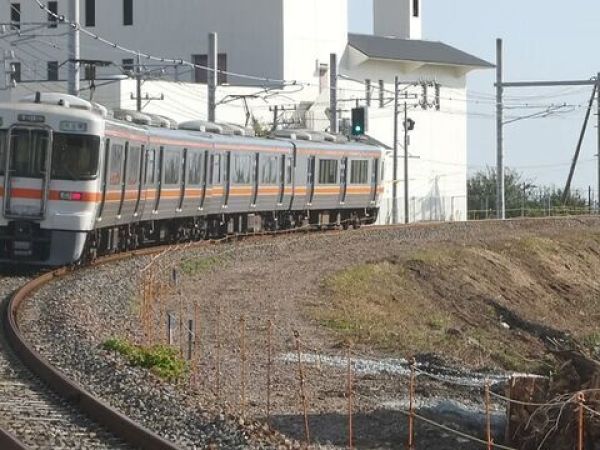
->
xmin=59 ymin=121 xmax=88 ymax=132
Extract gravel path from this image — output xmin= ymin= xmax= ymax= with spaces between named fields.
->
xmin=0 ymin=273 xmax=133 ymax=450
xmin=17 ymin=217 xmax=600 ymax=449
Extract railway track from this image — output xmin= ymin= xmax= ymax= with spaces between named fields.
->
xmin=0 ymin=222 xmax=382 ymax=450
xmin=0 ymin=275 xmax=131 ymax=449
xmin=0 ymin=252 xmax=186 ymax=450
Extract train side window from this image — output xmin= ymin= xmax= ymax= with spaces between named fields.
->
xmin=261 ymin=155 xmax=278 ymax=185
xmin=213 ymin=154 xmax=222 ymax=184
xmin=164 ymin=149 xmax=181 ymax=185
xmin=188 ymin=151 xmax=204 ymax=185
xmin=232 ymin=154 xmax=252 ymax=184
xmin=127 ymin=145 xmax=141 ymax=185
xmin=350 ymin=160 xmax=369 ymax=184
xmin=145 ymin=149 xmax=155 ymax=184
xmin=318 ymin=159 xmax=338 ymax=185
xmin=109 ymin=143 xmax=124 ymax=185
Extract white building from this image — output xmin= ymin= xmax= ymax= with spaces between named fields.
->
xmin=0 ymin=0 xmax=492 ymax=223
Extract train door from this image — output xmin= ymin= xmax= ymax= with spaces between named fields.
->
xmin=278 ymin=154 xmax=285 ymax=205
xmin=371 ymin=158 xmax=380 ymax=203
xmin=199 ymin=150 xmax=209 ymax=210
xmin=340 ymin=157 xmax=348 ymax=205
xmin=117 ymin=142 xmax=129 ymax=218
xmin=97 ymin=138 xmax=111 ymax=221
xmin=178 ymin=148 xmax=188 ymax=211
xmin=153 ymin=146 xmax=164 ymax=212
xmin=142 ymin=148 xmax=156 ymax=218
xmin=307 ymin=155 xmax=316 ymax=205
xmin=224 ymin=151 xmax=231 ymax=207
xmin=3 ymin=126 xmax=52 ymax=219
xmin=251 ymin=152 xmax=259 ymax=206
xmin=133 ymin=145 xmax=145 ymax=217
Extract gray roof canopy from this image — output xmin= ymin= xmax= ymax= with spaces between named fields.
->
xmin=348 ymin=33 xmax=494 ymax=68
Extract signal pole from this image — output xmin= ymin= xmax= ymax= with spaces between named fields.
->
xmin=135 ymin=53 xmax=142 ymax=112
xmin=208 ymin=32 xmax=217 ymax=122
xmin=68 ymin=0 xmax=80 ymax=96
xmin=330 ymin=53 xmax=338 ymax=134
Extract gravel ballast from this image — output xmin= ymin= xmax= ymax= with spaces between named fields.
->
xmin=17 ymin=217 xmax=600 ymax=449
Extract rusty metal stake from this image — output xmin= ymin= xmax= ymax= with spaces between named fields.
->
xmin=193 ymin=303 xmax=201 ymax=389
xmin=267 ymin=319 xmax=273 ymax=425
xmin=485 ymin=380 xmax=493 ymax=450
xmin=347 ymin=343 xmax=354 ymax=450
xmin=578 ymin=392 xmax=585 ymax=450
xmin=293 ymin=330 xmax=310 ymax=445
xmin=215 ymin=305 xmax=222 ymax=401
xmin=239 ymin=316 xmax=247 ymax=415
xmin=179 ymin=296 xmax=184 ymax=357
xmin=407 ymin=358 xmax=416 ymax=450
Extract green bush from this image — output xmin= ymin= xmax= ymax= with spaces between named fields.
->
xmin=103 ymin=338 xmax=187 ymax=381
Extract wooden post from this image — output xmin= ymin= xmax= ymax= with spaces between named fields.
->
xmin=267 ymin=319 xmax=273 ymax=425
xmin=485 ymin=380 xmax=493 ymax=449
xmin=293 ymin=330 xmax=310 ymax=445
xmin=407 ymin=358 xmax=416 ymax=450
xmin=347 ymin=343 xmax=354 ymax=450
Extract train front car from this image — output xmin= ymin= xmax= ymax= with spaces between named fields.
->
xmin=0 ymin=94 xmax=105 ymax=266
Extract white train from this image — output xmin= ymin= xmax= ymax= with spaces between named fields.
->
xmin=0 ymin=93 xmax=384 ymax=266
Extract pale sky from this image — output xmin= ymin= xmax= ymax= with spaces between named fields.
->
xmin=349 ymin=0 xmax=600 ymax=193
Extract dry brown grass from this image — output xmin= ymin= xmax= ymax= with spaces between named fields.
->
xmin=313 ymin=232 xmax=600 ymax=373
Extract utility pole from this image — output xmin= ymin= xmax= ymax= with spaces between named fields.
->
xmin=496 ymin=38 xmax=505 ymax=220
xmin=597 ymin=72 xmax=600 ymax=214
xmin=330 ymin=53 xmax=338 ymax=134
xmin=208 ymin=32 xmax=217 ymax=122
xmin=403 ymin=97 xmax=409 ymax=224
xmin=392 ymin=76 xmax=399 ymax=225
xmin=562 ymin=84 xmax=597 ymax=203
xmin=135 ymin=53 xmax=142 ymax=112
xmin=67 ymin=0 xmax=80 ymax=96
xmin=495 ymin=39 xmax=599 ymax=218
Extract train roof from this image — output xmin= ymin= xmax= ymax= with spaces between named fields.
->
xmin=0 ymin=93 xmax=383 ymax=156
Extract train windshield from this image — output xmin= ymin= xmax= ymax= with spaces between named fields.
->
xmin=51 ymin=133 xmax=100 ymax=180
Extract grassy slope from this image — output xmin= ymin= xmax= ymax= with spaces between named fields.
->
xmin=313 ymin=232 xmax=600 ymax=373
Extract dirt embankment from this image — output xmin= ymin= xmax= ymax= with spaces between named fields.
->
xmin=316 ymin=227 xmax=600 ymax=373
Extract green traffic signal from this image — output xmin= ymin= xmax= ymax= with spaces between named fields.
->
xmin=351 ymin=107 xmax=367 ymax=136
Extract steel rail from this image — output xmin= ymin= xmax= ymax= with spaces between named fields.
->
xmin=2 ymin=247 xmax=183 ymax=450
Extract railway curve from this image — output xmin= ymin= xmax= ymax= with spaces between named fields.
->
xmin=0 ymin=249 xmax=185 ymax=450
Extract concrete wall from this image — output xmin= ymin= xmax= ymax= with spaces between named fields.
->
xmin=282 ymin=0 xmax=348 ymax=84
xmin=1 ymin=0 xmax=286 ymax=85
xmin=373 ymin=0 xmax=422 ymax=40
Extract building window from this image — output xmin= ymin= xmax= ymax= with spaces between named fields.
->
xmin=11 ymin=62 xmax=21 ymax=83
xmin=413 ymin=0 xmax=419 ymax=18
xmin=47 ymin=61 xmax=59 ymax=81
xmin=379 ymin=79 xmax=385 ymax=108
xmin=318 ymin=159 xmax=338 ymax=185
xmin=47 ymin=1 xmax=58 ymax=28
xmin=10 ymin=3 xmax=20 ymax=30
xmin=123 ymin=0 xmax=133 ymax=26
xmin=192 ymin=54 xmax=227 ymax=85
xmin=85 ymin=0 xmax=95 ymax=27
xmin=122 ymin=58 xmax=134 ymax=73
xmin=435 ymin=83 xmax=441 ymax=111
